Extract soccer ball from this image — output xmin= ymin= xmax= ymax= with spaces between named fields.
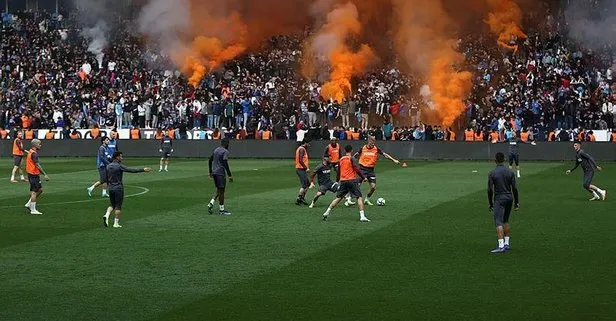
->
xmin=376 ymin=198 xmax=386 ymax=206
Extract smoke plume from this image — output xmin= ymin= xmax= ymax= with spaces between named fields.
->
xmin=485 ymin=0 xmax=527 ymax=51
xmin=73 ymin=0 xmax=123 ymax=69
xmin=564 ymin=0 xmax=616 ymax=50
xmin=138 ymin=0 xmax=313 ymax=87
xmin=82 ymin=20 xmax=109 ymax=69
xmin=306 ymin=2 xmax=378 ymax=102
xmin=393 ymin=0 xmax=472 ymax=127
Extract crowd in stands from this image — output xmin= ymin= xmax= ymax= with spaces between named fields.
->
xmin=1 ymin=3 xmax=616 ymax=142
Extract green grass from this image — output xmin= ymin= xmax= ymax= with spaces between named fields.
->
xmin=0 ymin=157 xmax=614 ymax=321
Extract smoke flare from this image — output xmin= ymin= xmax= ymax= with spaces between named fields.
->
xmin=306 ymin=2 xmax=378 ymax=102
xmin=485 ymin=0 xmax=527 ymax=51
xmin=393 ymin=0 xmax=472 ymax=127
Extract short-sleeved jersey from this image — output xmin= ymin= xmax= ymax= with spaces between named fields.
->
xmin=160 ymin=135 xmax=172 ymax=151
xmin=26 ymin=149 xmax=40 ymax=175
xmin=358 ymin=145 xmax=383 ymax=168
xmin=13 ymin=138 xmax=24 ymax=156
xmin=507 ymin=138 xmax=521 ymax=155
xmin=211 ymin=146 xmax=230 ymax=176
xmin=313 ymin=163 xmax=334 ymax=186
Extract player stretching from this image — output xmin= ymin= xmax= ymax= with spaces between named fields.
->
xmin=159 ymin=131 xmax=173 ymax=172
xmin=323 ymin=145 xmax=370 ymax=222
xmin=103 ymin=151 xmax=152 ymax=228
xmin=308 ymin=158 xmax=339 ymax=208
xmin=348 ymin=137 xmax=400 ymax=206
xmin=11 ymin=131 xmax=26 ymax=183
xmin=208 ymin=138 xmax=233 ymax=216
xmin=493 ymin=131 xmax=536 ymax=178
xmin=24 ymin=140 xmax=50 ymax=215
xmin=487 ymin=152 xmax=519 ymax=253
xmin=566 ymin=141 xmax=607 ymax=201
xmin=295 ymin=139 xmax=311 ymax=205
xmin=87 ymin=137 xmax=112 ymax=197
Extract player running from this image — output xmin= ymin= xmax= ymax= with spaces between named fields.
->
xmin=208 ymin=138 xmax=233 ymax=216
xmin=159 ymin=131 xmax=173 ymax=172
xmin=308 ymin=158 xmax=339 ymax=208
xmin=87 ymin=137 xmax=112 ymax=197
xmin=487 ymin=152 xmax=519 ymax=253
xmin=566 ymin=141 xmax=607 ymax=201
xmin=103 ymin=151 xmax=152 ymax=228
xmin=493 ymin=131 xmax=536 ymax=178
xmin=24 ymin=139 xmax=50 ymax=215
xmin=11 ymin=131 xmax=26 ymax=183
xmin=322 ymin=145 xmax=370 ymax=222
xmin=347 ymin=136 xmax=400 ymax=206
xmin=295 ymin=139 xmax=312 ymax=206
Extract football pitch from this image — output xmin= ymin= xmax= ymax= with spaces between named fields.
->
xmin=0 ymin=158 xmax=614 ymax=321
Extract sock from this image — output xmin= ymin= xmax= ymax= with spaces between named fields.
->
xmin=11 ymin=175 xmax=15 ymax=180
xmin=498 ymin=239 xmax=504 ymax=248
xmin=25 ymin=199 xmax=31 ymax=207
xmin=365 ymin=197 xmax=370 ymax=202
xmin=164 ymin=165 xmax=168 ymax=170
xmin=159 ymin=165 xmax=163 ymax=170
xmin=219 ymin=205 xmax=225 ymax=211
xmin=209 ymin=199 xmax=215 ymax=205
xmin=359 ymin=210 xmax=366 ymax=219
xmin=88 ymin=184 xmax=96 ymax=190
xmin=324 ymin=207 xmax=332 ymax=216
xmin=517 ymin=170 xmax=520 ymax=177
xmin=504 ymin=236 xmax=510 ymax=246
xmin=105 ymin=208 xmax=112 ymax=218
xmin=102 ymin=189 xmax=108 ymax=196
xmin=592 ymin=191 xmax=600 ymax=199
xmin=30 ymin=202 xmax=36 ymax=211
xmin=346 ymin=195 xmax=352 ymax=201
xmin=20 ymin=175 xmax=24 ymax=180
xmin=114 ymin=218 xmax=120 ymax=225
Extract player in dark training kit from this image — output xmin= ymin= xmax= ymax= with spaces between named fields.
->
xmin=308 ymin=158 xmax=339 ymax=208
xmin=566 ymin=141 xmax=607 ymax=201
xmin=103 ymin=152 xmax=152 ymax=228
xmin=159 ymin=131 xmax=173 ymax=172
xmin=487 ymin=152 xmax=519 ymax=253
xmin=208 ymin=138 xmax=233 ymax=216
xmin=493 ymin=131 xmax=536 ymax=178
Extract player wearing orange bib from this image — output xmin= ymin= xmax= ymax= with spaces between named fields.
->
xmin=323 ymin=137 xmax=342 ymax=170
xmin=322 ymin=145 xmax=370 ymax=222
xmin=350 ymin=136 xmax=400 ymax=206
xmin=24 ymin=140 xmax=50 ymax=215
xmin=295 ymin=139 xmax=312 ymax=205
xmin=11 ymin=131 xmax=27 ymax=183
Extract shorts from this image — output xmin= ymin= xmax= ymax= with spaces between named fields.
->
xmin=28 ymin=174 xmax=42 ymax=192
xmin=213 ymin=174 xmax=226 ymax=189
xmin=109 ymin=189 xmax=124 ymax=210
xmin=492 ymin=197 xmax=513 ymax=227
xmin=508 ymin=153 xmax=519 ymax=166
xmin=161 ymin=150 xmax=172 ymax=158
xmin=13 ymin=155 xmax=23 ymax=167
xmin=319 ymin=181 xmax=339 ymax=194
xmin=583 ymin=170 xmax=594 ymax=189
xmin=296 ymin=169 xmax=310 ymax=189
xmin=98 ymin=167 xmax=108 ymax=184
xmin=360 ymin=166 xmax=376 ymax=184
xmin=336 ymin=180 xmax=362 ymax=199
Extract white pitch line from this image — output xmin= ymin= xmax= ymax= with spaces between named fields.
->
xmin=0 ymin=185 xmax=150 ymax=209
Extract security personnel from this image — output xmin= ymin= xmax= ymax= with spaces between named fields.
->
xmin=130 ymin=126 xmax=141 ymax=140
xmin=464 ymin=128 xmax=474 ymax=141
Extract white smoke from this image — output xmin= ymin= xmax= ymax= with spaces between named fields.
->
xmin=81 ymin=20 xmax=109 ymax=68
xmin=137 ymin=0 xmax=191 ymax=48
xmin=565 ymin=0 xmax=616 ymax=49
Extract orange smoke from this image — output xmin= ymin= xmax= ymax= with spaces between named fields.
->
xmin=485 ymin=0 xmax=527 ymax=51
xmin=393 ymin=0 xmax=472 ymax=127
xmin=306 ymin=2 xmax=378 ymax=102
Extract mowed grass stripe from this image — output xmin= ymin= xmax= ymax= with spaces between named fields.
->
xmin=0 ymin=161 xmax=560 ymax=321
xmin=155 ymin=164 xmax=615 ymax=321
